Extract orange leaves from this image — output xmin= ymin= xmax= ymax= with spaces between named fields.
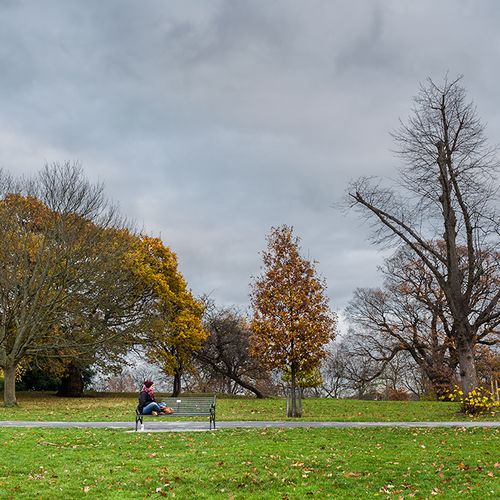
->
xmin=249 ymin=225 xmax=336 ymax=375
xmin=0 ymin=193 xmax=53 ymax=233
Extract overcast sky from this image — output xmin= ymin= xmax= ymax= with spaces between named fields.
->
xmin=1 ymin=1 xmax=500 ymax=326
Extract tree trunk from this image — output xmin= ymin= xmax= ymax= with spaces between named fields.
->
xmin=3 ymin=363 xmax=17 ymax=407
xmin=172 ymin=369 xmax=182 ymax=397
xmin=420 ymin=362 xmax=456 ymax=399
xmin=287 ymin=365 xmax=302 ymax=417
xmin=57 ymin=363 xmax=84 ymax=397
xmin=194 ymin=353 xmax=267 ymax=398
xmin=424 ymin=375 xmax=453 ymax=399
xmin=457 ymin=337 xmax=478 ymax=394
xmin=229 ymin=372 xmax=266 ymax=399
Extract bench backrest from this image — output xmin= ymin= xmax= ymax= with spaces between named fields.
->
xmin=156 ymin=396 xmax=215 ymax=416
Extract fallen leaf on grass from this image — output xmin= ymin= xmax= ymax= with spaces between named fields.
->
xmin=343 ymin=472 xmax=362 ymax=478
xmin=28 ymin=474 xmax=45 ymax=481
xmin=379 ymin=484 xmax=394 ymax=493
xmin=40 ymin=441 xmax=59 ymax=447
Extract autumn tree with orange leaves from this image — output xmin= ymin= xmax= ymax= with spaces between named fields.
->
xmin=250 ymin=226 xmax=336 ymax=417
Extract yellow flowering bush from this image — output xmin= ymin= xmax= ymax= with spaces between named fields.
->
xmin=443 ymin=385 xmax=499 ymax=417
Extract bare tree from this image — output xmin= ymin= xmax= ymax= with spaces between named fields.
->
xmin=346 ymin=244 xmax=462 ymax=395
xmin=320 ymin=346 xmax=351 ymax=398
xmin=195 ymin=303 xmax=269 ymax=398
xmin=348 ymin=76 xmax=499 ymax=393
xmin=341 ymin=345 xmax=382 ymax=399
xmin=326 ymin=337 xmax=426 ymax=399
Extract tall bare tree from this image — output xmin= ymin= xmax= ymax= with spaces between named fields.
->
xmin=348 ymin=76 xmax=499 ymax=393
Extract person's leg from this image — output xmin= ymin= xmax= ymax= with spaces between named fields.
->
xmin=142 ymin=402 xmax=161 ymax=415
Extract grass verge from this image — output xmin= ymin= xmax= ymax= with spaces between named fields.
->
xmin=2 ymin=392 xmax=498 ymax=422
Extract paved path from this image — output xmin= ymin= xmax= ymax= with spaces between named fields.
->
xmin=0 ymin=420 xmax=498 ymax=432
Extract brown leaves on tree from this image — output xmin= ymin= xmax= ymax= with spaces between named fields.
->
xmin=249 ymin=225 xmax=336 ymax=412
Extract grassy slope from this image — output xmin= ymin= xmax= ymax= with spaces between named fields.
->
xmin=0 ymin=392 xmax=498 ymax=422
xmin=0 ymin=427 xmax=498 ymax=499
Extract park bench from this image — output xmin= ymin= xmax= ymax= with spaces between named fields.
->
xmin=135 ymin=396 xmax=216 ymax=431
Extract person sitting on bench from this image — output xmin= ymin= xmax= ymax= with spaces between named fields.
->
xmin=138 ymin=380 xmax=161 ymax=415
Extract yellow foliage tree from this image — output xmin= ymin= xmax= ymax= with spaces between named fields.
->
xmin=250 ymin=226 xmax=336 ymax=416
xmin=127 ymin=236 xmax=206 ymax=396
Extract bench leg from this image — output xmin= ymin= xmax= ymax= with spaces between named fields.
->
xmin=135 ymin=415 xmax=144 ymax=431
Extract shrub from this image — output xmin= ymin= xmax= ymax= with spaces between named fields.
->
xmin=386 ymin=388 xmax=410 ymax=401
xmin=443 ymin=385 xmax=499 ymax=417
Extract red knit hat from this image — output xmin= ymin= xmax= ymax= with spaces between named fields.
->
xmin=143 ymin=380 xmax=154 ymax=388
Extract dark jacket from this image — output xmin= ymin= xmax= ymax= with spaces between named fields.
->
xmin=138 ymin=390 xmax=155 ymax=413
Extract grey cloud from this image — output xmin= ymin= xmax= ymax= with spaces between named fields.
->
xmin=336 ymin=4 xmax=391 ymax=73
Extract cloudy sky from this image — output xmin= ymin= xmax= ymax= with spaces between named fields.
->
xmin=1 ymin=1 xmax=499 ymax=325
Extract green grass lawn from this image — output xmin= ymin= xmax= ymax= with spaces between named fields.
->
xmin=1 ymin=394 xmax=498 ymax=498
xmin=0 ymin=427 xmax=498 ymax=499
xmin=0 ymin=392 xmax=498 ymax=422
